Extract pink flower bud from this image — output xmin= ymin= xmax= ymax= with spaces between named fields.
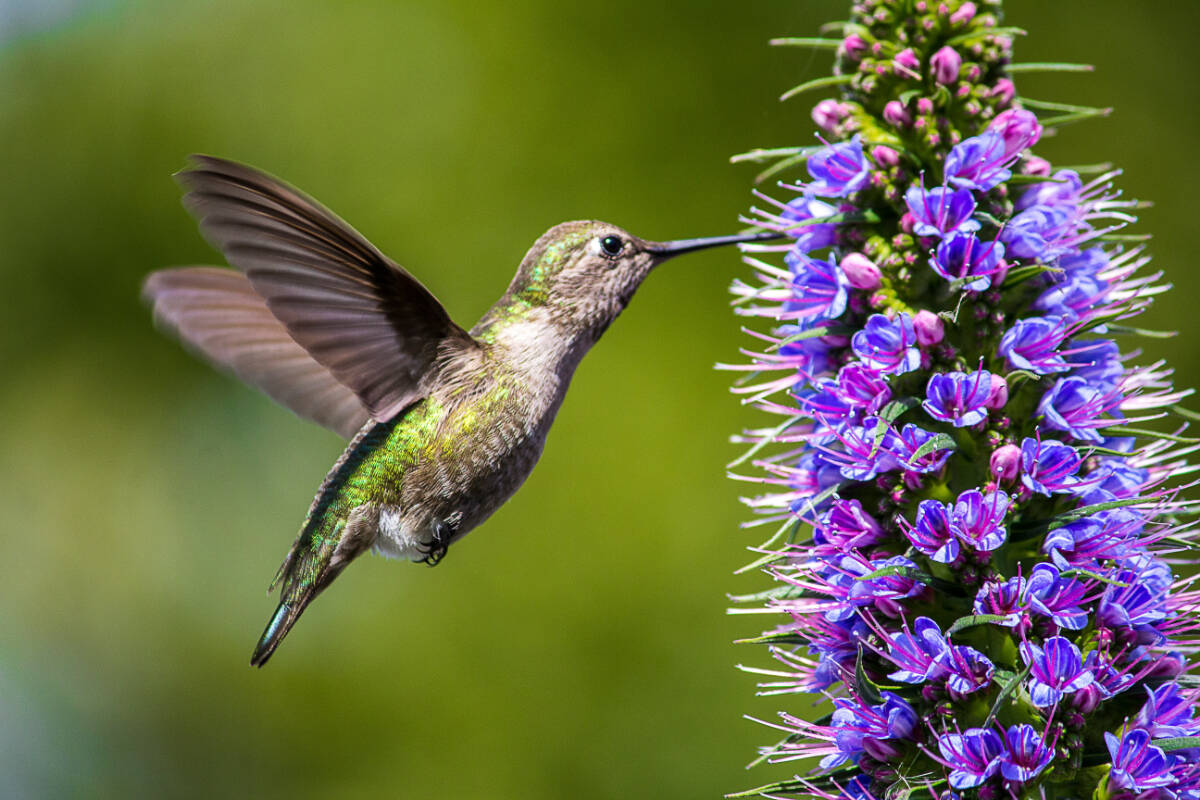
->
xmin=811 ymin=99 xmax=848 ymax=131
xmin=913 ymin=310 xmax=944 ymax=346
xmin=840 ymin=252 xmax=882 ymax=290
xmin=930 ymin=46 xmax=962 ymax=85
xmin=949 ymin=1 xmax=977 ymax=24
xmin=841 ymin=34 xmax=868 ymax=58
xmin=990 ymin=78 xmax=1015 ymax=104
xmin=1023 ymin=156 xmax=1052 ymax=176
xmin=883 ymin=100 xmax=912 ymax=128
xmin=899 ymin=212 xmax=916 ymax=234
xmin=871 ymin=145 xmax=899 ymax=167
xmin=916 ymin=97 xmax=934 ymax=115
xmin=986 ymin=374 xmax=1009 ymax=409
xmin=1071 ymin=684 xmax=1101 ymax=714
xmin=894 ymin=48 xmax=920 ymax=73
xmin=989 ymin=444 xmax=1021 ymax=483
xmin=989 ymin=107 xmax=1043 ymax=157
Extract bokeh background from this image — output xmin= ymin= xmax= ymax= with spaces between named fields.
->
xmin=2 ymin=1 xmax=1197 ymax=797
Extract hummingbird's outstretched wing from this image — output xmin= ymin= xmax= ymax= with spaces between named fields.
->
xmin=176 ymin=154 xmax=480 ymax=423
xmin=143 ymin=267 xmax=371 ymax=438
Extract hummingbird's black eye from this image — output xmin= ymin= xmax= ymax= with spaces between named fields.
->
xmin=599 ymin=235 xmax=624 ymax=257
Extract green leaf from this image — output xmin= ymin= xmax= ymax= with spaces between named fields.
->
xmin=1058 ymin=568 xmax=1130 ymax=587
xmin=769 ymin=37 xmax=843 ymax=49
xmin=1005 ymin=173 xmax=1070 ymax=186
xmin=985 ymin=663 xmax=1031 ymax=727
xmin=730 ymin=145 xmax=816 ymax=164
xmin=1106 ymin=323 xmax=1177 ymax=339
xmin=912 ymin=433 xmax=956 ymax=462
xmin=855 ymin=645 xmax=884 ymax=705
xmin=780 ymin=74 xmax=854 ymax=102
xmin=854 ymin=564 xmax=933 ymax=584
xmin=1006 ymin=62 xmax=1094 ymax=73
xmin=734 ymin=517 xmax=803 ymax=575
xmin=946 ymin=25 xmax=1025 ymax=46
xmin=1013 ymin=496 xmax=1158 ymax=534
xmin=1153 ymin=737 xmax=1200 ymax=752
xmin=1097 ymin=425 xmax=1199 ymax=444
xmin=728 ymin=414 xmax=807 ymax=468
xmin=1002 ymin=262 xmax=1063 ymax=289
xmin=734 ymin=631 xmax=808 ymax=646
xmin=1171 ymin=404 xmax=1200 ymax=422
xmin=946 ymin=614 xmax=1011 ymax=637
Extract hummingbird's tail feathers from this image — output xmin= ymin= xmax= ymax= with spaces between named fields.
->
xmin=251 ymin=510 xmax=378 ymax=667
xmin=142 ymin=267 xmax=371 ymax=438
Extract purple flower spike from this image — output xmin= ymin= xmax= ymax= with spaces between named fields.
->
xmin=952 ymin=489 xmax=1009 ymax=552
xmin=816 ymin=498 xmax=888 ymax=551
xmin=1019 ymin=636 xmax=1094 ymax=707
xmin=904 ymin=184 xmax=980 ymax=238
xmin=784 ymin=251 xmax=850 ymax=321
xmin=1105 ymin=730 xmax=1180 ymax=793
xmin=834 ymin=363 xmax=892 ymax=414
xmin=931 ymin=231 xmax=1004 ymax=291
xmin=974 ymin=575 xmax=1026 ymax=628
xmin=907 ymin=499 xmax=959 ymax=563
xmin=999 ymin=724 xmax=1055 ymax=783
xmin=780 ymin=196 xmax=840 ymax=253
xmin=1000 ymin=205 xmax=1073 ymax=260
xmin=1020 ymin=437 xmax=1082 ymax=495
xmin=852 ymin=313 xmax=921 ymax=375
xmin=943 ymin=132 xmax=1013 ymax=192
xmin=924 ymin=369 xmax=993 ymax=427
xmin=938 ymin=729 xmax=1004 ymax=789
xmin=936 ymin=643 xmax=994 ymax=694
xmin=806 ymin=134 xmax=871 ymax=198
xmin=1000 ymin=317 xmax=1071 ymax=374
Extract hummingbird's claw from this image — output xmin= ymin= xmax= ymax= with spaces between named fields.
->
xmin=419 ymin=519 xmax=452 ymax=566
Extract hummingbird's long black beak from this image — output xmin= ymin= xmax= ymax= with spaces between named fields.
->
xmin=645 ymin=230 xmax=784 ymax=259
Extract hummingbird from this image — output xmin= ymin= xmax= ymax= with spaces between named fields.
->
xmin=143 ymin=155 xmax=777 ymax=666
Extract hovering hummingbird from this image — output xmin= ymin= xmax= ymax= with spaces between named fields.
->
xmin=143 ymin=155 xmax=777 ymax=666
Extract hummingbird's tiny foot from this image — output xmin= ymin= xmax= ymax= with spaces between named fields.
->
xmin=419 ymin=519 xmax=451 ymax=566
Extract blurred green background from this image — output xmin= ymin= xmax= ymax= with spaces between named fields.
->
xmin=1 ymin=1 xmax=1197 ymax=797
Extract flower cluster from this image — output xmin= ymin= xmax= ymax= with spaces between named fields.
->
xmin=727 ymin=2 xmax=1200 ymax=799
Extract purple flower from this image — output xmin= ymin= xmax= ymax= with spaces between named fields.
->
xmin=951 ymin=489 xmax=1009 ymax=552
xmin=974 ymin=575 xmax=1026 ymax=628
xmin=1038 ymin=376 xmax=1118 ymax=443
xmin=851 ymin=313 xmax=921 ymax=375
xmin=1134 ymin=683 xmax=1200 ymax=739
xmin=904 ymin=184 xmax=980 ymax=238
xmin=889 ymin=423 xmax=954 ymax=474
xmin=1000 ymin=204 xmax=1073 ymax=260
xmin=1098 ymin=564 xmax=1170 ymax=632
xmin=1019 ymin=636 xmax=1094 ymax=707
xmin=937 ymin=729 xmax=1004 ymax=789
xmin=1000 ymin=317 xmax=1071 ymax=374
xmin=1042 ymin=512 xmax=1142 ymax=569
xmin=930 ymin=231 xmax=1004 ymax=291
xmin=886 ymin=616 xmax=948 ymax=683
xmin=779 ymin=196 xmax=840 ymax=253
xmin=936 ymin=642 xmax=994 ymax=694
xmin=1016 ymin=169 xmax=1084 ymax=212
xmin=1026 ymin=563 xmax=1089 ymax=630
xmin=924 ymin=369 xmax=992 ymax=427
xmin=943 ymin=132 xmax=1013 ymax=192
xmin=1034 ymin=272 xmax=1108 ymax=323
xmin=1066 ymin=338 xmax=1124 ymax=392
xmin=1105 ymin=729 xmax=1180 ymax=793
xmin=999 ymin=724 xmax=1055 ymax=783
xmin=806 ymin=135 xmax=871 ymax=198
xmin=989 ymin=107 xmax=1043 ymax=158
xmin=906 ymin=499 xmax=959 ymax=563
xmin=1020 ymin=437 xmax=1082 ymax=495
xmin=833 ymin=363 xmax=891 ymax=415
xmin=784 ymin=251 xmax=850 ymax=321
xmin=817 ymin=418 xmax=901 ymax=481
xmin=825 ymin=691 xmax=917 ymax=768
xmin=815 ymin=498 xmax=888 ymax=552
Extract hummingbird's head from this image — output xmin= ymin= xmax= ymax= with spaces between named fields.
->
xmin=509 ymin=220 xmax=778 ymax=335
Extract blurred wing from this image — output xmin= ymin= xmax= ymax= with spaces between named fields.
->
xmin=176 ymin=154 xmax=479 ymax=422
xmin=144 ymin=267 xmax=371 ymax=439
